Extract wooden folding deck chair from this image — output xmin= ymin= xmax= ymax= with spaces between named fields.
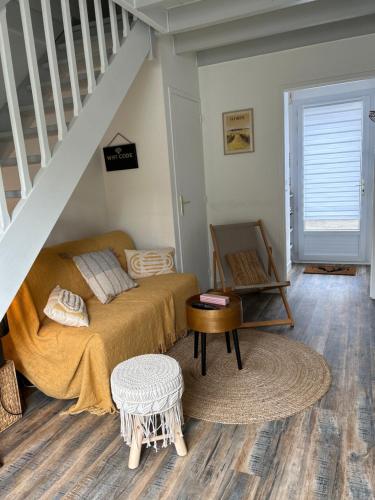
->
xmin=210 ymin=220 xmax=294 ymax=329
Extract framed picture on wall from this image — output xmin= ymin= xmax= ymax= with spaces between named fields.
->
xmin=222 ymin=108 xmax=254 ymax=155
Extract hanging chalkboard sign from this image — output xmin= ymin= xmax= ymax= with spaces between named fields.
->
xmin=103 ymin=133 xmax=138 ymax=171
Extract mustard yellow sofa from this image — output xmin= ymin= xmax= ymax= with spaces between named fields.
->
xmin=4 ymin=231 xmax=199 ymax=415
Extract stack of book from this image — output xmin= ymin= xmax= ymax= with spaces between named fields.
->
xmin=199 ymin=293 xmax=230 ymax=307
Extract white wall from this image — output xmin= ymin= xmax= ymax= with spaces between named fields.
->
xmin=100 ymin=53 xmax=176 ymax=249
xmin=47 ymin=150 xmax=109 ymax=245
xmin=46 ymin=39 xmax=196 ymax=252
xmin=44 ymin=40 xmax=169 ymax=252
xmin=199 ymin=33 xmax=375 ymax=278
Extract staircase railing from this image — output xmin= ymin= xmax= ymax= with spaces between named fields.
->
xmin=0 ymin=0 xmax=132 ymax=233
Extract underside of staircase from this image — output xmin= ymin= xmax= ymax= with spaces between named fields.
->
xmin=0 ymin=0 xmax=151 ymax=319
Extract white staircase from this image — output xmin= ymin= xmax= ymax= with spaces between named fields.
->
xmin=0 ymin=0 xmax=152 ymax=319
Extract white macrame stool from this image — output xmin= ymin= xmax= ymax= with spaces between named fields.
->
xmin=111 ymin=354 xmax=187 ymax=469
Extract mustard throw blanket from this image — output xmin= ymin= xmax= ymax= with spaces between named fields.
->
xmin=4 ymin=232 xmax=198 ymax=415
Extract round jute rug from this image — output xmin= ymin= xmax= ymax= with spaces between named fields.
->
xmin=168 ymin=331 xmax=331 ymax=424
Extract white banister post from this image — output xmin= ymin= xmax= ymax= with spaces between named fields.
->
xmin=0 ymin=8 xmax=32 ymax=198
xmin=19 ymin=0 xmax=51 ymax=168
xmin=94 ymin=0 xmax=108 ymax=73
xmin=0 ymin=168 xmax=10 ymax=231
xmin=78 ymin=0 xmax=96 ymax=94
xmin=122 ymin=9 xmax=130 ymax=39
xmin=41 ymin=0 xmax=67 ymax=141
xmin=61 ymin=0 xmax=82 ymax=116
xmin=109 ymin=0 xmax=120 ymax=54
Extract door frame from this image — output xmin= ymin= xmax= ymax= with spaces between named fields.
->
xmin=290 ymin=87 xmax=375 ymax=263
xmin=166 ymin=85 xmax=209 ymax=279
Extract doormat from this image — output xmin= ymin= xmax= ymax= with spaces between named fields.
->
xmin=304 ymin=264 xmax=356 ymax=276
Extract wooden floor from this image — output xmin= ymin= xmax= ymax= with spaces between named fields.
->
xmin=0 ymin=265 xmax=374 ymax=499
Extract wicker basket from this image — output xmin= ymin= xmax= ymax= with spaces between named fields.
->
xmin=0 ymin=360 xmax=22 ymax=432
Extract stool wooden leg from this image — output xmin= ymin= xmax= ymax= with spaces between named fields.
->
xmin=174 ymin=424 xmax=187 ymax=457
xmin=201 ymin=332 xmax=206 ymax=376
xmin=225 ymin=331 xmax=231 ymax=353
xmin=194 ymin=331 xmax=199 ymax=359
xmin=232 ymin=329 xmax=242 ymax=370
xmin=128 ymin=420 xmax=143 ymax=469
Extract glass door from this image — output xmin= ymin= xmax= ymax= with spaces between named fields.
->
xmin=291 ymin=90 xmax=374 ymax=263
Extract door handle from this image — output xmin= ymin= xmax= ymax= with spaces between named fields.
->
xmin=361 ymin=178 xmax=365 ymax=194
xmin=179 ymin=194 xmax=191 ymax=216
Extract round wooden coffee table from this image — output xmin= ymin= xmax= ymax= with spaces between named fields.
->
xmin=186 ymin=293 xmax=242 ymax=376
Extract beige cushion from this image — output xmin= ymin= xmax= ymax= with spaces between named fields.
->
xmin=44 ymin=286 xmax=89 ymax=327
xmin=73 ymin=249 xmax=137 ymax=304
xmin=226 ymin=249 xmax=268 ymax=286
xmin=125 ymin=248 xmax=176 ymax=279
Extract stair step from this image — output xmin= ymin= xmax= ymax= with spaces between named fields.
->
xmin=57 ymin=32 xmax=113 ymax=51
xmin=0 ymin=124 xmax=58 ymax=142
xmin=71 ymin=16 xmax=116 ymax=39
xmin=5 ymin=190 xmax=21 ymax=199
xmin=42 ymin=51 xmax=110 ymax=70
xmin=33 ymin=71 xmax=100 ymax=91
xmin=20 ymin=95 xmax=86 ymax=114
xmin=0 ymin=155 xmax=41 ymax=167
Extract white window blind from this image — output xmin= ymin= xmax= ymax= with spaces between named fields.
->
xmin=303 ymin=100 xmax=363 ymax=231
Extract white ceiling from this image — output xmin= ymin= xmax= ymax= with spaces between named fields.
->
xmin=115 ymin=0 xmax=375 ymax=65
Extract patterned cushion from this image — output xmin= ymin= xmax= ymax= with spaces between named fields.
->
xmin=226 ymin=249 xmax=268 ymax=286
xmin=44 ymin=286 xmax=89 ymax=327
xmin=73 ymin=249 xmax=137 ymax=304
xmin=125 ymin=248 xmax=176 ymax=279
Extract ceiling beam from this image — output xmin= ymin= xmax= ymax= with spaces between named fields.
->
xmin=113 ymin=0 xmax=168 ymax=32
xmin=197 ymin=15 xmax=375 ymax=66
xmin=135 ymin=0 xmax=166 ymax=7
xmin=174 ymin=0 xmax=375 ymax=53
xmin=168 ymin=0 xmax=319 ymax=34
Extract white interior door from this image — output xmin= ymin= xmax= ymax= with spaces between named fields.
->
xmin=291 ymin=89 xmax=374 ymax=263
xmin=168 ymin=88 xmax=210 ymax=290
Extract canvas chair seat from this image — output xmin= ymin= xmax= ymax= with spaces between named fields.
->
xmin=210 ymin=220 xmax=294 ymax=329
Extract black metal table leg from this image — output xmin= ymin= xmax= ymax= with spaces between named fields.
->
xmin=201 ymin=332 xmax=206 ymax=376
xmin=232 ymin=329 xmax=242 ymax=370
xmin=225 ymin=331 xmax=231 ymax=353
xmin=194 ymin=331 xmax=199 ymax=358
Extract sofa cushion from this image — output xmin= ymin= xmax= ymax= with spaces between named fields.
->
xmin=44 ymin=286 xmax=89 ymax=327
xmin=73 ymin=249 xmax=137 ymax=304
xmin=125 ymin=248 xmax=176 ymax=279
